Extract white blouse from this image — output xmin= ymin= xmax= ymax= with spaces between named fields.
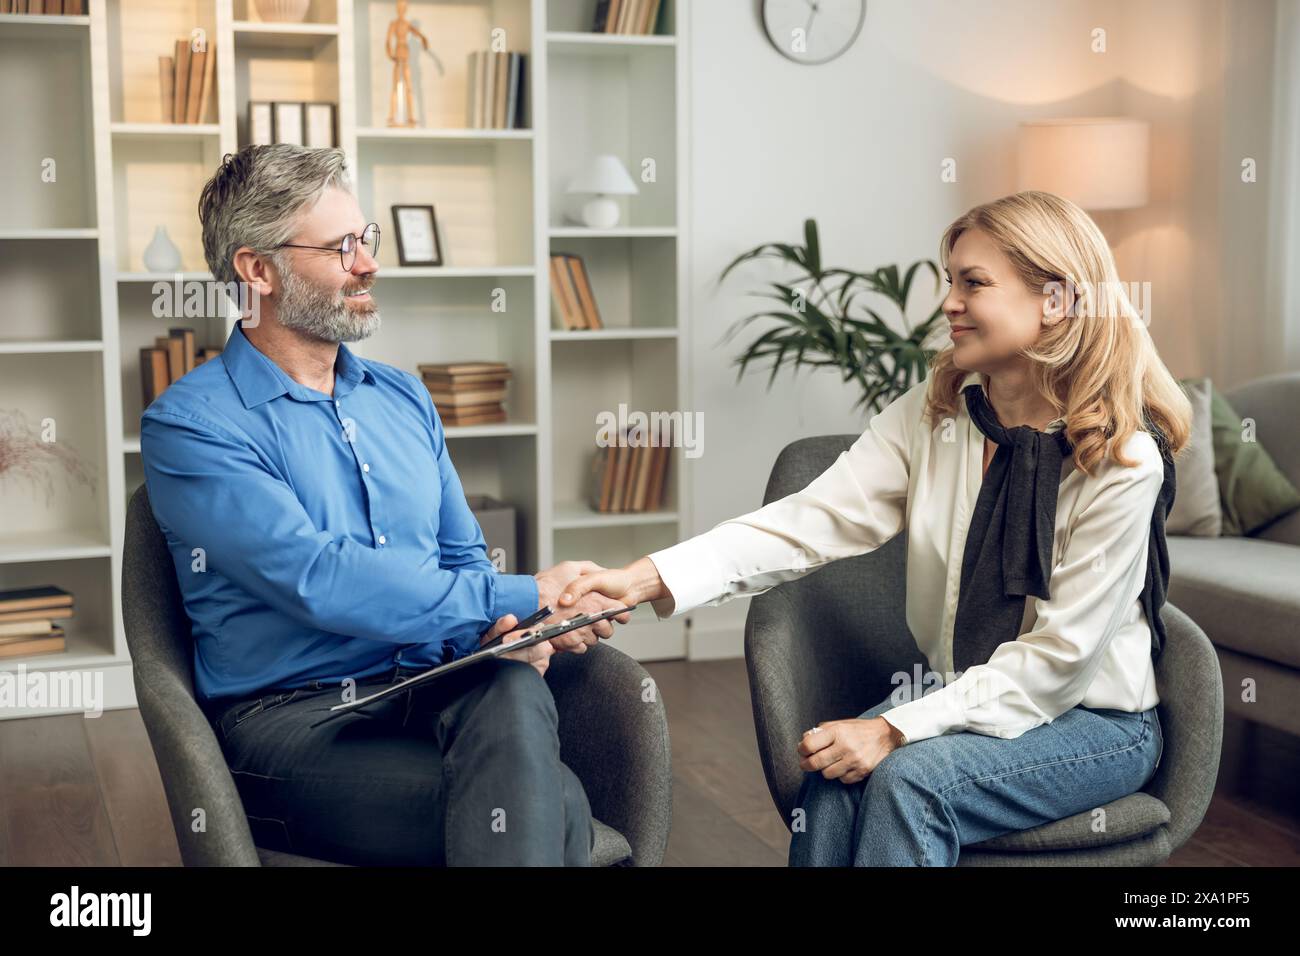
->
xmin=646 ymin=369 xmax=1164 ymax=745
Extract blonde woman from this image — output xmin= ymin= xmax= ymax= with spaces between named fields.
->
xmin=558 ymin=191 xmax=1193 ymax=866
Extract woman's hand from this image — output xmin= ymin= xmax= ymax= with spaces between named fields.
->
xmin=556 ymin=556 xmax=670 ymax=612
xmin=480 ymin=613 xmax=554 ymax=678
xmin=797 ymin=717 xmax=906 ymax=785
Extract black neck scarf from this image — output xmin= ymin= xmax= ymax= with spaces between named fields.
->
xmin=950 ymin=382 xmax=1177 ymax=675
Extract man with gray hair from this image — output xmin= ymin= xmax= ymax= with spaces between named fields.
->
xmin=140 ymin=143 xmax=631 ymax=866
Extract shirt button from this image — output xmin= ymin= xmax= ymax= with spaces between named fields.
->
xmin=334 ymin=400 xmax=340 ymax=407
xmin=378 ymin=534 xmax=387 ymax=545
xmin=363 ymin=463 xmax=370 ymax=472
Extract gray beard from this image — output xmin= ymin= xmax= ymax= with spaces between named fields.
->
xmin=274 ymin=266 xmax=381 ymax=343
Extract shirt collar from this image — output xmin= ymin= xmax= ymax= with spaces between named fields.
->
xmin=223 ymin=322 xmax=375 ymax=408
xmin=960 ymin=369 xmax=1066 ymax=432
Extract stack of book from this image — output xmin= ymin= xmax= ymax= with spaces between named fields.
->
xmin=588 ymin=425 xmax=672 ymax=513
xmin=420 ymin=362 xmax=511 ymax=427
xmin=0 ymin=1 xmax=86 ymax=14
xmin=141 ymin=329 xmax=220 ymax=407
xmin=158 ymin=36 xmax=216 ymax=124
xmin=549 ymin=254 xmax=604 ymax=331
xmin=466 ymin=51 xmax=527 ymax=129
xmin=592 ymin=0 xmax=664 ymax=34
xmin=0 ymin=586 xmax=73 ymax=660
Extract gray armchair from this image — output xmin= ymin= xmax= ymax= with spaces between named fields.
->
xmin=123 ymin=484 xmax=671 ymax=867
xmin=744 ymin=435 xmax=1223 ymax=865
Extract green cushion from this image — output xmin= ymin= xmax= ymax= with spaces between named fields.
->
xmin=1203 ymin=382 xmax=1300 ymax=535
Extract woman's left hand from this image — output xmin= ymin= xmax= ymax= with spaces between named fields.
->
xmin=797 ymin=717 xmax=906 ymax=785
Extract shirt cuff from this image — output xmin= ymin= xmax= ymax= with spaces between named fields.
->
xmin=878 ymin=684 xmax=969 ymax=744
xmin=645 ymin=541 xmax=722 ymax=620
xmin=490 ymin=572 xmax=540 ymax=625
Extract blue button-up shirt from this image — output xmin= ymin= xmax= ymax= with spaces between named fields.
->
xmin=140 ymin=322 xmax=539 ymax=704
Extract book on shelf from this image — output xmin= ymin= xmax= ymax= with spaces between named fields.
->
xmin=0 ymin=587 xmax=72 ymax=659
xmin=587 ymin=424 xmax=672 ymax=513
xmin=10 ymin=2 xmax=87 ymax=17
xmin=140 ymin=329 xmax=211 ymax=407
xmin=159 ymin=37 xmax=215 ymax=124
xmin=418 ymin=362 xmax=511 ymax=426
xmin=466 ymin=50 xmax=526 ymax=129
xmin=549 ymin=254 xmax=604 ymax=331
xmin=592 ymin=0 xmax=664 ymax=35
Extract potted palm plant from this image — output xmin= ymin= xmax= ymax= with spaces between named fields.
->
xmin=718 ymin=218 xmax=949 ymax=415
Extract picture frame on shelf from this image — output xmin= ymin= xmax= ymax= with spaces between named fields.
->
xmin=272 ymin=101 xmax=305 ymax=145
xmin=248 ymin=101 xmax=274 ymax=145
xmin=305 ymin=102 xmax=337 ymax=148
xmin=391 ymin=205 xmax=443 ymax=266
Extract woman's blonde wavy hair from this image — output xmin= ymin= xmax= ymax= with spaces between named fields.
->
xmin=923 ymin=190 xmax=1191 ymax=478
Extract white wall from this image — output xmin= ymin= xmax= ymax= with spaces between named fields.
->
xmin=679 ymin=0 xmax=1287 ymax=656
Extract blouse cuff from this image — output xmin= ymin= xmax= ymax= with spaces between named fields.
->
xmin=878 ymin=684 xmax=970 ymax=744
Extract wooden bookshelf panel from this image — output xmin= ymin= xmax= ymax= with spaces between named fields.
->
xmin=233 ymin=33 xmax=340 ymax=146
xmin=232 ymin=0 xmax=339 ymax=24
xmin=547 ymin=42 xmax=675 ymax=228
xmin=354 ymin=0 xmax=532 ymax=130
xmin=0 ymin=27 xmax=95 ymax=230
xmin=550 ymin=336 xmax=679 ymax=514
xmin=356 ymin=138 xmax=534 ymax=267
xmin=444 ymin=434 xmax=539 ymax=573
xmin=546 ymin=0 xmax=675 ymax=35
xmin=117 ymin=284 xmax=230 ymax=441
xmin=0 ymin=239 xmax=102 ymax=344
xmin=548 ymin=235 xmax=676 ymax=330
xmin=347 ymin=274 xmax=538 ymax=423
xmin=0 ymin=352 xmax=109 ymax=545
xmin=110 ymin=135 xmax=224 ymax=273
xmin=0 ymin=557 xmax=114 ymax=664
xmin=106 ymin=0 xmax=219 ymax=125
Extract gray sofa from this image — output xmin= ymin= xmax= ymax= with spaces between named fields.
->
xmin=1165 ymin=371 xmax=1300 ymax=738
xmin=122 ymin=485 xmax=672 ymax=867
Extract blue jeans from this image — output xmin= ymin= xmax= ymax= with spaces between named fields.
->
xmin=788 ymin=682 xmax=1164 ymax=866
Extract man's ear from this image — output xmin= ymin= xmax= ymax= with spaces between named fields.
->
xmin=232 ymin=246 xmax=277 ymax=298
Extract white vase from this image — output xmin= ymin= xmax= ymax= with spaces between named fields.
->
xmin=142 ymin=225 xmax=182 ymax=272
xmin=253 ymin=0 xmax=311 ymax=23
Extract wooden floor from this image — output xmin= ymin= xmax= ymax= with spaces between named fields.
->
xmin=0 ymin=658 xmax=1296 ymax=866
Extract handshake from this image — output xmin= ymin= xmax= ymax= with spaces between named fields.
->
xmin=483 ymin=557 xmax=671 ymax=676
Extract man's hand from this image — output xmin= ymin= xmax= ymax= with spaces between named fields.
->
xmin=796 ymin=717 xmax=906 ymax=785
xmin=533 ymin=560 xmax=633 ymax=655
xmin=481 ymin=613 xmax=554 ymax=678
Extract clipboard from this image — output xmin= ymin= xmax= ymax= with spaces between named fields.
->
xmin=307 ymin=604 xmax=637 ymax=728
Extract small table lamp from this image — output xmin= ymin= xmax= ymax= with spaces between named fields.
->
xmin=1017 ymin=118 xmax=1150 ymax=210
xmin=566 ymin=154 xmax=639 ymax=229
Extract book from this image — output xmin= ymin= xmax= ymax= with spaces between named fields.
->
xmin=0 ymin=619 xmax=59 ymax=640
xmin=566 ymin=255 xmax=603 ymax=330
xmin=0 ymin=631 xmax=66 ymax=660
xmin=440 ymin=409 xmax=507 ymax=427
xmin=0 ymin=586 xmax=73 ymax=614
xmin=493 ymin=50 xmax=509 ymax=128
xmin=159 ymin=56 xmax=175 ymax=123
xmin=141 ymin=347 xmax=169 ymax=406
xmin=184 ymin=45 xmax=206 ymax=123
xmin=427 ymin=389 xmax=508 ymax=407
xmin=549 ymin=254 xmax=583 ymax=330
xmin=173 ymin=39 xmax=190 ymax=124
xmin=196 ymin=40 xmax=216 ymax=124
xmin=418 ymin=361 xmax=509 ymax=375
xmin=420 ymin=374 xmax=510 ymax=391
xmin=155 ymin=335 xmax=184 ymax=383
xmin=170 ymin=327 xmax=195 ymax=374
xmin=0 ymin=606 xmax=74 ymax=624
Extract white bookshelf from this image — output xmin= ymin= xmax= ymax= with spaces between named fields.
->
xmin=0 ymin=0 xmax=690 ymax=716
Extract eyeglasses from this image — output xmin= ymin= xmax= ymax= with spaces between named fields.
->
xmin=274 ymin=222 xmax=380 ymax=271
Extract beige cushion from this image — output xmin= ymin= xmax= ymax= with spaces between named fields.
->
xmin=1168 ymin=377 xmax=1222 ymax=536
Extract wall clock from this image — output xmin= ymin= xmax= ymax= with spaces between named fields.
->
xmin=762 ymin=0 xmax=867 ymax=65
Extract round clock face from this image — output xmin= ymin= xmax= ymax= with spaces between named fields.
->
xmin=763 ymin=0 xmax=866 ymax=65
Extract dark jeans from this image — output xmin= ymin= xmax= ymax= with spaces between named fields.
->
xmin=202 ymin=657 xmax=594 ymax=866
